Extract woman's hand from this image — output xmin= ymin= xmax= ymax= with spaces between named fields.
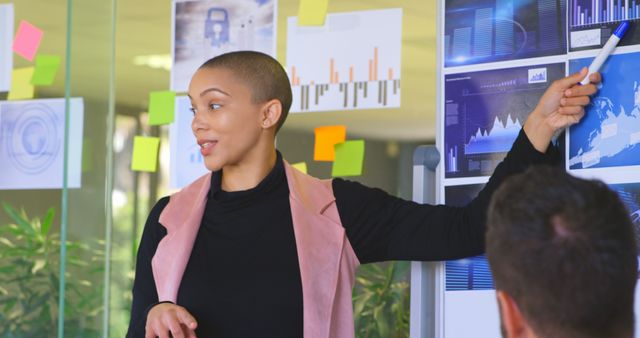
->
xmin=524 ymin=67 xmax=602 ymax=153
xmin=145 ymin=302 xmax=198 ymax=338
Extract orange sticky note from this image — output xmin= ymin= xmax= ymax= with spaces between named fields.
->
xmin=13 ymin=20 xmax=43 ymax=61
xmin=314 ymin=125 xmax=346 ymax=161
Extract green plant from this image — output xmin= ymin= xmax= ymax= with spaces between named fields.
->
xmin=0 ymin=203 xmax=104 ymax=338
xmin=353 ymin=261 xmax=411 ymax=338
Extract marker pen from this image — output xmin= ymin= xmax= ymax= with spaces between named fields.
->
xmin=581 ymin=21 xmax=630 ymax=85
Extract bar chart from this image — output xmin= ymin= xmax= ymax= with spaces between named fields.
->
xmin=571 ymin=0 xmax=640 ymax=27
xmin=444 ymin=0 xmax=566 ymax=67
xmin=569 ymin=0 xmax=640 ymax=50
xmin=286 ymin=9 xmax=402 ymax=112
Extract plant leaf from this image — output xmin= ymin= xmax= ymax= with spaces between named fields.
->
xmin=0 ymin=237 xmax=14 ymax=248
xmin=1 ymin=203 xmax=35 ymax=236
xmin=31 ymin=259 xmax=46 ymax=275
xmin=41 ymin=207 xmax=55 ymax=237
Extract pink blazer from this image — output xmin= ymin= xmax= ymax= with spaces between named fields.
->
xmin=151 ymin=161 xmax=361 ymax=338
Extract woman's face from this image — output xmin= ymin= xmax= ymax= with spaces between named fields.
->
xmin=188 ymin=66 xmax=265 ymax=171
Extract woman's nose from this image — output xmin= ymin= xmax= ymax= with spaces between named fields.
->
xmin=192 ymin=111 xmax=208 ymax=132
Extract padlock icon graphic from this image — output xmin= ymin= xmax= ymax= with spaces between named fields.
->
xmin=205 ymin=8 xmax=230 ymax=47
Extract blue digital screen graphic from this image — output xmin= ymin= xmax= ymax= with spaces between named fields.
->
xmin=444 ymin=63 xmax=565 ymax=178
xmin=568 ymin=53 xmax=640 ymax=170
xmin=444 ymin=184 xmax=495 ymax=291
xmin=444 ymin=0 xmax=566 ymax=67
xmin=569 ymin=0 xmax=640 ymax=51
xmin=609 ymin=183 xmax=640 ymax=252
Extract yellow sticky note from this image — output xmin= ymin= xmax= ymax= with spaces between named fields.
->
xmin=298 ymin=0 xmax=329 ymax=26
xmin=131 ymin=136 xmax=160 ymax=172
xmin=32 ymin=55 xmax=61 ymax=86
xmin=82 ymin=138 xmax=93 ymax=173
xmin=8 ymin=67 xmax=35 ymax=100
xmin=291 ymin=162 xmax=308 ymax=174
xmin=332 ymin=140 xmax=365 ymax=177
xmin=148 ymin=91 xmax=176 ymax=126
xmin=314 ymin=125 xmax=346 ymax=161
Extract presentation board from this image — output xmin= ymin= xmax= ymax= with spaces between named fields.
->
xmin=436 ymin=0 xmax=640 ymax=337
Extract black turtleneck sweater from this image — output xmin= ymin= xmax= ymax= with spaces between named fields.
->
xmin=127 ymin=129 xmax=559 ymax=337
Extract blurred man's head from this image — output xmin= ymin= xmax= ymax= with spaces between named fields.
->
xmin=487 ymin=166 xmax=637 ymax=338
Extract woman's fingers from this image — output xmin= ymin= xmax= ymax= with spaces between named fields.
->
xmin=558 ymin=106 xmax=585 ymax=115
xmin=561 ymin=96 xmax=590 ymax=107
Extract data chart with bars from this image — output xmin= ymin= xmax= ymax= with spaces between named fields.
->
xmin=444 ymin=62 xmax=565 ymax=178
xmin=286 ymin=8 xmax=402 ymax=113
xmin=444 ymin=0 xmax=566 ymax=67
xmin=444 ymin=184 xmax=495 ymax=291
xmin=569 ymin=0 xmax=640 ymax=50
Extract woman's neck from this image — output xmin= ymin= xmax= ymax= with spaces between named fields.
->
xmin=220 ymin=146 xmax=278 ymax=192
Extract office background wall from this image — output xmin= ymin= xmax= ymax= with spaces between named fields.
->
xmin=0 ymin=0 xmax=437 ymax=337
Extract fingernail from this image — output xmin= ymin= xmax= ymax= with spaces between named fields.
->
xmin=560 ymin=98 xmax=566 ymax=105
xmin=565 ymin=90 xmax=572 ymax=96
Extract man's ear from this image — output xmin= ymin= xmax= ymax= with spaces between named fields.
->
xmin=497 ymin=290 xmax=528 ymax=338
xmin=260 ymin=99 xmax=282 ymax=130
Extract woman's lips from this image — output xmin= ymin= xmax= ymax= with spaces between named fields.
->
xmin=198 ymin=140 xmax=217 ymax=156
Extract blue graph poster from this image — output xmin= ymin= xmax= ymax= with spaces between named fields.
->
xmin=444 ymin=184 xmax=495 ymax=291
xmin=568 ymin=53 xmax=640 ymax=170
xmin=569 ymin=0 xmax=640 ymax=51
xmin=444 ymin=0 xmax=566 ymax=67
xmin=610 ymin=183 xmax=640 ymax=253
xmin=444 ymin=63 xmax=565 ymax=178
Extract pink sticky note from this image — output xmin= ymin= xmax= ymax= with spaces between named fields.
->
xmin=13 ymin=21 xmax=44 ymax=61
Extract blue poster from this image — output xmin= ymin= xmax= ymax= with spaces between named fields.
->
xmin=444 ymin=0 xmax=566 ymax=67
xmin=444 ymin=184 xmax=495 ymax=291
xmin=610 ymin=183 xmax=640 ymax=252
xmin=444 ymin=63 xmax=565 ymax=178
xmin=569 ymin=0 xmax=640 ymax=51
xmin=569 ymin=53 xmax=640 ymax=170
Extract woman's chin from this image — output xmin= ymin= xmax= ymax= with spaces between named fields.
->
xmin=203 ymin=159 xmax=223 ymax=172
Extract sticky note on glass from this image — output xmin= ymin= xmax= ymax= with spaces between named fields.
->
xmin=332 ymin=140 xmax=365 ymax=177
xmin=131 ymin=136 xmax=160 ymax=172
xmin=298 ymin=0 xmax=329 ymax=26
xmin=13 ymin=20 xmax=43 ymax=61
xmin=291 ymin=162 xmax=308 ymax=174
xmin=32 ymin=55 xmax=61 ymax=86
xmin=8 ymin=67 xmax=35 ymax=100
xmin=148 ymin=91 xmax=176 ymax=125
xmin=314 ymin=125 xmax=346 ymax=161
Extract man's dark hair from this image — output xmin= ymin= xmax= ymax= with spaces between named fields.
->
xmin=200 ymin=51 xmax=293 ymax=133
xmin=487 ymin=166 xmax=637 ymax=338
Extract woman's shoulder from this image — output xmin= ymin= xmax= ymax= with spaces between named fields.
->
xmin=147 ymin=196 xmax=171 ymax=226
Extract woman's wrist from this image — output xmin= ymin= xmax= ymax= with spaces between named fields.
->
xmin=523 ymin=109 xmax=555 ymax=154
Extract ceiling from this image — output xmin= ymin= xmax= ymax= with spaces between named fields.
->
xmin=6 ymin=0 xmax=438 ymax=141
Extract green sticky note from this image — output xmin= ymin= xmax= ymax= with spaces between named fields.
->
xmin=291 ymin=162 xmax=308 ymax=174
xmin=332 ymin=140 xmax=365 ymax=177
xmin=82 ymin=138 xmax=93 ymax=173
xmin=148 ymin=91 xmax=176 ymax=125
xmin=298 ymin=0 xmax=329 ymax=26
xmin=131 ymin=136 xmax=160 ymax=172
xmin=31 ymin=55 xmax=61 ymax=86
xmin=8 ymin=67 xmax=35 ymax=100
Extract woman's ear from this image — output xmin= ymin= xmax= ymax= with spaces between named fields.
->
xmin=496 ymin=290 xmax=528 ymax=338
xmin=261 ymin=99 xmax=282 ymax=129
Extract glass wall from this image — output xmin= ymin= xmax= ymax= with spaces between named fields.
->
xmin=0 ymin=0 xmax=116 ymax=336
xmin=0 ymin=0 xmax=436 ymax=337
